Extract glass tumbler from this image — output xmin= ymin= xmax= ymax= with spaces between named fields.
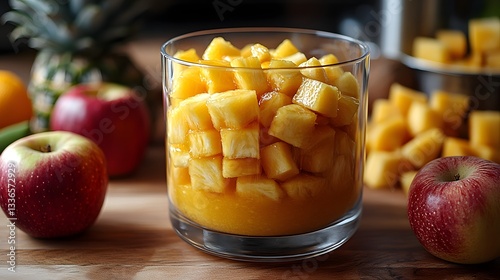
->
xmin=161 ymin=27 xmax=370 ymax=261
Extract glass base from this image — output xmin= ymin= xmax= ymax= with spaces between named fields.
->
xmin=169 ymin=198 xmax=362 ymax=262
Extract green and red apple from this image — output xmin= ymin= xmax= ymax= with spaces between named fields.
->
xmin=0 ymin=131 xmax=108 ymax=238
xmin=407 ymin=156 xmax=500 ymax=264
xmin=50 ymin=83 xmax=150 ymax=177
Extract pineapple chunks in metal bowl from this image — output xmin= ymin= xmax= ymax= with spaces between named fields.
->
xmin=166 ymin=37 xmax=364 ymax=236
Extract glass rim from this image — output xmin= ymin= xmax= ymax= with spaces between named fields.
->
xmin=160 ymin=27 xmax=370 ymax=70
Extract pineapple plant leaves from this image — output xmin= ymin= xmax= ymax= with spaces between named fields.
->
xmin=2 ymin=0 xmax=154 ymax=133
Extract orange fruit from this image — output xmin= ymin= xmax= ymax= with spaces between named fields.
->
xmin=0 ymin=70 xmax=33 ymax=129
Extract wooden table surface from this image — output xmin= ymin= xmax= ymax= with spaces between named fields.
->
xmin=1 ymin=33 xmax=499 ymax=280
xmin=0 ymin=145 xmax=498 ymax=280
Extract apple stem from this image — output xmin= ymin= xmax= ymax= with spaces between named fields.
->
xmin=41 ymin=144 xmax=52 ymax=153
xmin=454 ymin=173 xmax=460 ymax=180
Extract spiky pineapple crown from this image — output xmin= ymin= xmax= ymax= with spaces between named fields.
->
xmin=2 ymin=0 xmax=148 ymax=56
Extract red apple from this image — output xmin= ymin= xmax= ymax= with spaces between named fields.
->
xmin=50 ymin=83 xmax=150 ymax=177
xmin=407 ymin=156 xmax=500 ymax=264
xmin=0 ymin=131 xmax=108 ymax=238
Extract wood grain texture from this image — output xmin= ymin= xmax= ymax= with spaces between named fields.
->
xmin=0 ymin=146 xmax=498 ymax=280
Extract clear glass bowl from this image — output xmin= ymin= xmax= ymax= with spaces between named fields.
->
xmin=161 ymin=27 xmax=370 ymax=261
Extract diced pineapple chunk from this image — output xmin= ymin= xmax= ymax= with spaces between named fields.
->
xmin=371 ymin=99 xmax=402 ymax=124
xmin=220 ymin=122 xmax=259 ymax=159
xmin=170 ymin=166 xmax=191 ymax=186
xmin=364 ymin=150 xmax=405 ymax=189
xmin=271 ymin=39 xmax=299 ymax=58
xmin=260 ymin=141 xmax=299 ymax=181
xmin=174 ymin=48 xmax=200 ymax=63
xmin=282 ymin=173 xmax=326 ymax=199
xmin=401 ymin=128 xmax=445 ymax=169
xmin=298 ymin=126 xmax=336 ymax=173
xmin=223 ymin=157 xmax=261 ymax=178
xmin=400 ymin=170 xmax=418 ymax=196
xmin=282 ymin=52 xmax=307 ymax=65
xmin=180 ymin=93 xmax=213 ymax=131
xmin=469 ymin=17 xmax=500 ymax=53
xmin=293 ymin=78 xmax=340 ymax=118
xmin=389 ymin=83 xmax=427 ymax=116
xmin=167 ymin=106 xmax=189 ymax=144
xmin=236 ymin=175 xmax=284 ymax=201
xmin=189 ymin=156 xmax=229 ymax=193
xmin=333 ymin=129 xmax=355 ymax=156
xmin=199 ymin=60 xmax=236 ymax=93
xmin=407 ymin=101 xmax=443 ymax=136
xmin=412 ymin=37 xmax=450 ymax=63
xmin=299 ymin=57 xmax=328 ymax=83
xmin=268 ymin=104 xmax=317 ymax=148
xmin=469 ymin=110 xmax=500 ymax=148
xmin=171 ymin=67 xmax=207 ymax=99
xmin=206 ymin=89 xmax=259 ymax=130
xmin=442 ymin=137 xmax=474 ymax=157
xmin=328 ymin=154 xmax=354 ymax=188
xmin=169 ymin=144 xmax=190 ymax=167
xmin=249 ymin=43 xmax=271 ymax=62
xmin=334 ymin=72 xmax=360 ymax=98
xmin=429 ymin=90 xmax=469 ymax=136
xmin=319 ymin=54 xmax=344 ymax=84
xmin=368 ymin=116 xmax=408 ymax=151
xmin=188 ymin=130 xmax=222 ymax=158
xmin=202 ymin=37 xmax=241 ymax=60
xmin=470 ymin=144 xmax=500 ymax=164
xmin=266 ymin=59 xmax=303 ymax=96
xmin=258 ymin=91 xmax=292 ymax=127
xmin=331 ymin=94 xmax=359 ymax=127
xmin=230 ymin=56 xmax=269 ymax=95
xmin=436 ymin=29 xmax=467 ymax=59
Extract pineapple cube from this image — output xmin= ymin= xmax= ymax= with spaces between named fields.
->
xmin=236 ymin=175 xmax=284 ymax=201
xmin=389 ymin=83 xmax=427 ymax=116
xmin=471 ymin=144 xmax=500 ymax=164
xmin=180 ymin=93 xmax=213 ymax=131
xmin=268 ymin=104 xmax=317 ymax=148
xmin=293 ymin=78 xmax=340 ymax=118
xmin=469 ymin=110 xmax=500 ymax=148
xmin=299 ymin=126 xmax=336 ymax=173
xmin=189 ymin=156 xmax=229 ymax=193
xmin=174 ymin=48 xmax=200 ymax=63
xmin=266 ymin=59 xmax=303 ymax=96
xmin=259 ymin=91 xmax=292 ymax=127
xmin=331 ymin=94 xmax=359 ymax=127
xmin=230 ymin=56 xmax=269 ymax=95
xmin=169 ymin=144 xmax=190 ymax=168
xmin=334 ymin=72 xmax=360 ymax=98
xmin=319 ymin=54 xmax=344 ymax=84
xmin=282 ymin=52 xmax=307 ymax=65
xmin=469 ymin=17 xmax=500 ymax=53
xmin=282 ymin=173 xmax=326 ymax=199
xmin=436 ymin=29 xmax=467 ymax=59
xmin=188 ymin=130 xmax=222 ymax=158
xmin=407 ymin=101 xmax=443 ymax=136
xmin=371 ymin=99 xmax=402 ymax=124
xmin=442 ymin=137 xmax=474 ymax=157
xmin=401 ymin=128 xmax=445 ymax=169
xmin=271 ymin=39 xmax=299 ymax=58
xmin=206 ymin=89 xmax=259 ymax=130
xmin=167 ymin=106 xmax=189 ymax=144
xmin=220 ymin=122 xmax=259 ymax=159
xmin=299 ymin=57 xmax=328 ymax=83
xmin=328 ymin=154 xmax=354 ymax=188
xmin=368 ymin=116 xmax=408 ymax=151
xmin=412 ymin=37 xmax=450 ymax=63
xmin=260 ymin=141 xmax=299 ymax=181
xmin=400 ymin=170 xmax=418 ymax=196
xmin=429 ymin=90 xmax=469 ymax=135
xmin=170 ymin=166 xmax=191 ymax=186
xmin=199 ymin=60 xmax=236 ymax=93
xmin=333 ymin=129 xmax=355 ymax=156
xmin=223 ymin=157 xmax=261 ymax=178
xmin=364 ymin=150 xmax=404 ymax=189
xmin=171 ymin=67 xmax=207 ymax=99
xmin=249 ymin=43 xmax=271 ymax=63
xmin=202 ymin=37 xmax=241 ymax=60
